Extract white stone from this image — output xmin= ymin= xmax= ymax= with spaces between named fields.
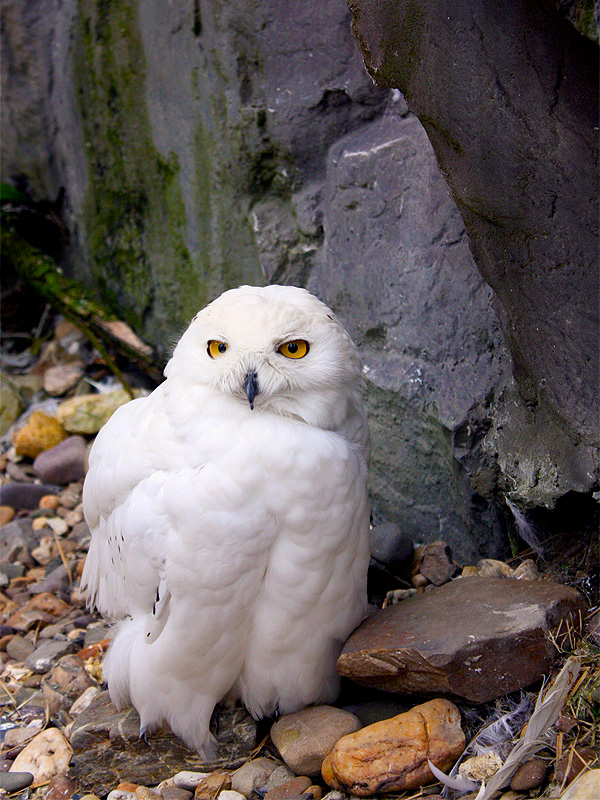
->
xmin=172 ymin=772 xmax=211 ymax=790
xmin=9 ymin=728 xmax=71 ymax=782
xmin=459 ymin=752 xmax=503 ymax=782
xmin=218 ymin=792 xmax=246 ymax=800
xmin=47 ymin=517 xmax=69 ymax=536
xmin=44 ymin=363 xmax=84 ymax=397
xmin=69 ymin=686 xmax=101 ymax=716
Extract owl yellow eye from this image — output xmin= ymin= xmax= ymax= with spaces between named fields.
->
xmin=207 ymin=340 xmax=228 ymax=358
xmin=278 ymin=339 xmax=309 ymax=359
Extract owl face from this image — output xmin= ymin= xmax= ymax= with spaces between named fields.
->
xmin=166 ymin=285 xmax=362 ymax=423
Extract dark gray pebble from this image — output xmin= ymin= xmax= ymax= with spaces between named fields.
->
xmin=0 ymin=772 xmax=34 ymax=791
xmin=72 ymin=613 xmax=96 ymax=628
xmin=160 ymin=789 xmax=193 ymax=800
xmin=369 ymin=523 xmax=413 ymax=569
xmin=0 ymin=482 xmax=58 ymax=510
xmin=33 ymin=435 xmax=87 ymax=485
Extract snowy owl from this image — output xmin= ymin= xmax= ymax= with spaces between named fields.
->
xmin=81 ymin=284 xmax=370 ymax=756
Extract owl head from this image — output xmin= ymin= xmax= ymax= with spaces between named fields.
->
xmin=165 ymin=285 xmax=365 ymax=434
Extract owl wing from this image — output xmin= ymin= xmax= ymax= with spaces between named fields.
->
xmin=81 ymin=390 xmax=179 ymax=626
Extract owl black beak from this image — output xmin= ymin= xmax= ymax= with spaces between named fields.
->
xmin=244 ymin=370 xmax=260 ymax=410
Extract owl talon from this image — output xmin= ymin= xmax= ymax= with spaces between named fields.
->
xmin=211 ymin=706 xmax=220 ymax=735
xmin=140 ymin=727 xmax=149 ymax=746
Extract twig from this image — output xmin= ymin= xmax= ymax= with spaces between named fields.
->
xmin=52 ymin=527 xmax=73 ymax=584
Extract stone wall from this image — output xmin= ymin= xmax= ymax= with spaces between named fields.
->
xmin=2 ymin=0 xmax=597 ymax=559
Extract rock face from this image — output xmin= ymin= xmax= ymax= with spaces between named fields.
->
xmin=308 ymin=113 xmax=510 ymax=560
xmin=321 ymin=698 xmax=465 ymax=795
xmin=348 ymin=0 xmax=600 ymax=505
xmin=1 ymin=0 xmax=597 ymax=555
xmin=337 ymin=577 xmax=586 ymax=703
xmin=69 ymin=692 xmax=257 ymax=795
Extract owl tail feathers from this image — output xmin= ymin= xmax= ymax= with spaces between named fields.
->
xmin=168 ymin=712 xmax=219 ymax=760
xmin=103 ymin=618 xmax=219 ymax=759
xmin=102 ymin=617 xmax=140 ymax=710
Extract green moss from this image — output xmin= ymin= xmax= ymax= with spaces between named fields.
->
xmin=564 ymin=0 xmax=599 ymax=42
xmin=73 ymin=0 xmax=207 ymax=350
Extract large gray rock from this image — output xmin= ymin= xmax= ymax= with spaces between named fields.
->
xmin=309 ymin=115 xmax=510 ymax=559
xmin=69 ymin=691 xmax=257 ymax=795
xmin=338 ymin=576 xmax=586 ymax=703
xmin=348 ymin=0 xmax=600 ymax=504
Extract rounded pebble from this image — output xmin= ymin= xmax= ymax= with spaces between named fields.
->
xmin=0 ymin=772 xmax=34 ymax=792
xmin=136 ymin=788 xmax=160 ymax=800
xmin=510 ymin=758 xmax=547 ymax=791
xmin=172 ymin=772 xmax=210 ymax=791
xmin=45 ymin=774 xmax=78 ymax=800
xmin=9 ymin=728 xmax=71 ymax=783
xmin=231 ymin=758 xmax=280 ymax=796
xmin=39 ymin=495 xmax=61 ymax=511
xmin=264 ymin=777 xmax=312 ymax=800
xmin=160 ymin=789 xmax=193 ymax=800
xmin=0 ymin=506 xmax=15 ymax=526
xmin=271 ymin=706 xmax=362 ymax=777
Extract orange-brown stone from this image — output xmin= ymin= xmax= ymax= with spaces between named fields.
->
xmin=321 ymin=699 xmax=465 ymax=795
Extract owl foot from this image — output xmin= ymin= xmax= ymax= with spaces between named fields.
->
xmin=211 ymin=706 xmax=220 ymax=736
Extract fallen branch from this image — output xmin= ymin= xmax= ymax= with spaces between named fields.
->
xmin=1 ymin=212 xmax=164 ymax=389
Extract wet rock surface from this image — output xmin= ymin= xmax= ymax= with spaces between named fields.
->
xmin=69 ymin=692 xmax=257 ymax=795
xmin=338 ymin=577 xmax=586 ymax=702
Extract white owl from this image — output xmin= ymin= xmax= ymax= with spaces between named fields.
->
xmin=81 ymin=284 xmax=370 ymax=756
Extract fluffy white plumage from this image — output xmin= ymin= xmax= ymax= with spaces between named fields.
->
xmin=81 ymin=284 xmax=370 ymax=756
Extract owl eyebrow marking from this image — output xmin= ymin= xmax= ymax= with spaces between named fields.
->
xmin=275 ymin=335 xmax=308 ymax=347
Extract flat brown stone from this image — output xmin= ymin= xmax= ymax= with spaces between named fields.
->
xmin=338 ymin=577 xmax=586 ymax=703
